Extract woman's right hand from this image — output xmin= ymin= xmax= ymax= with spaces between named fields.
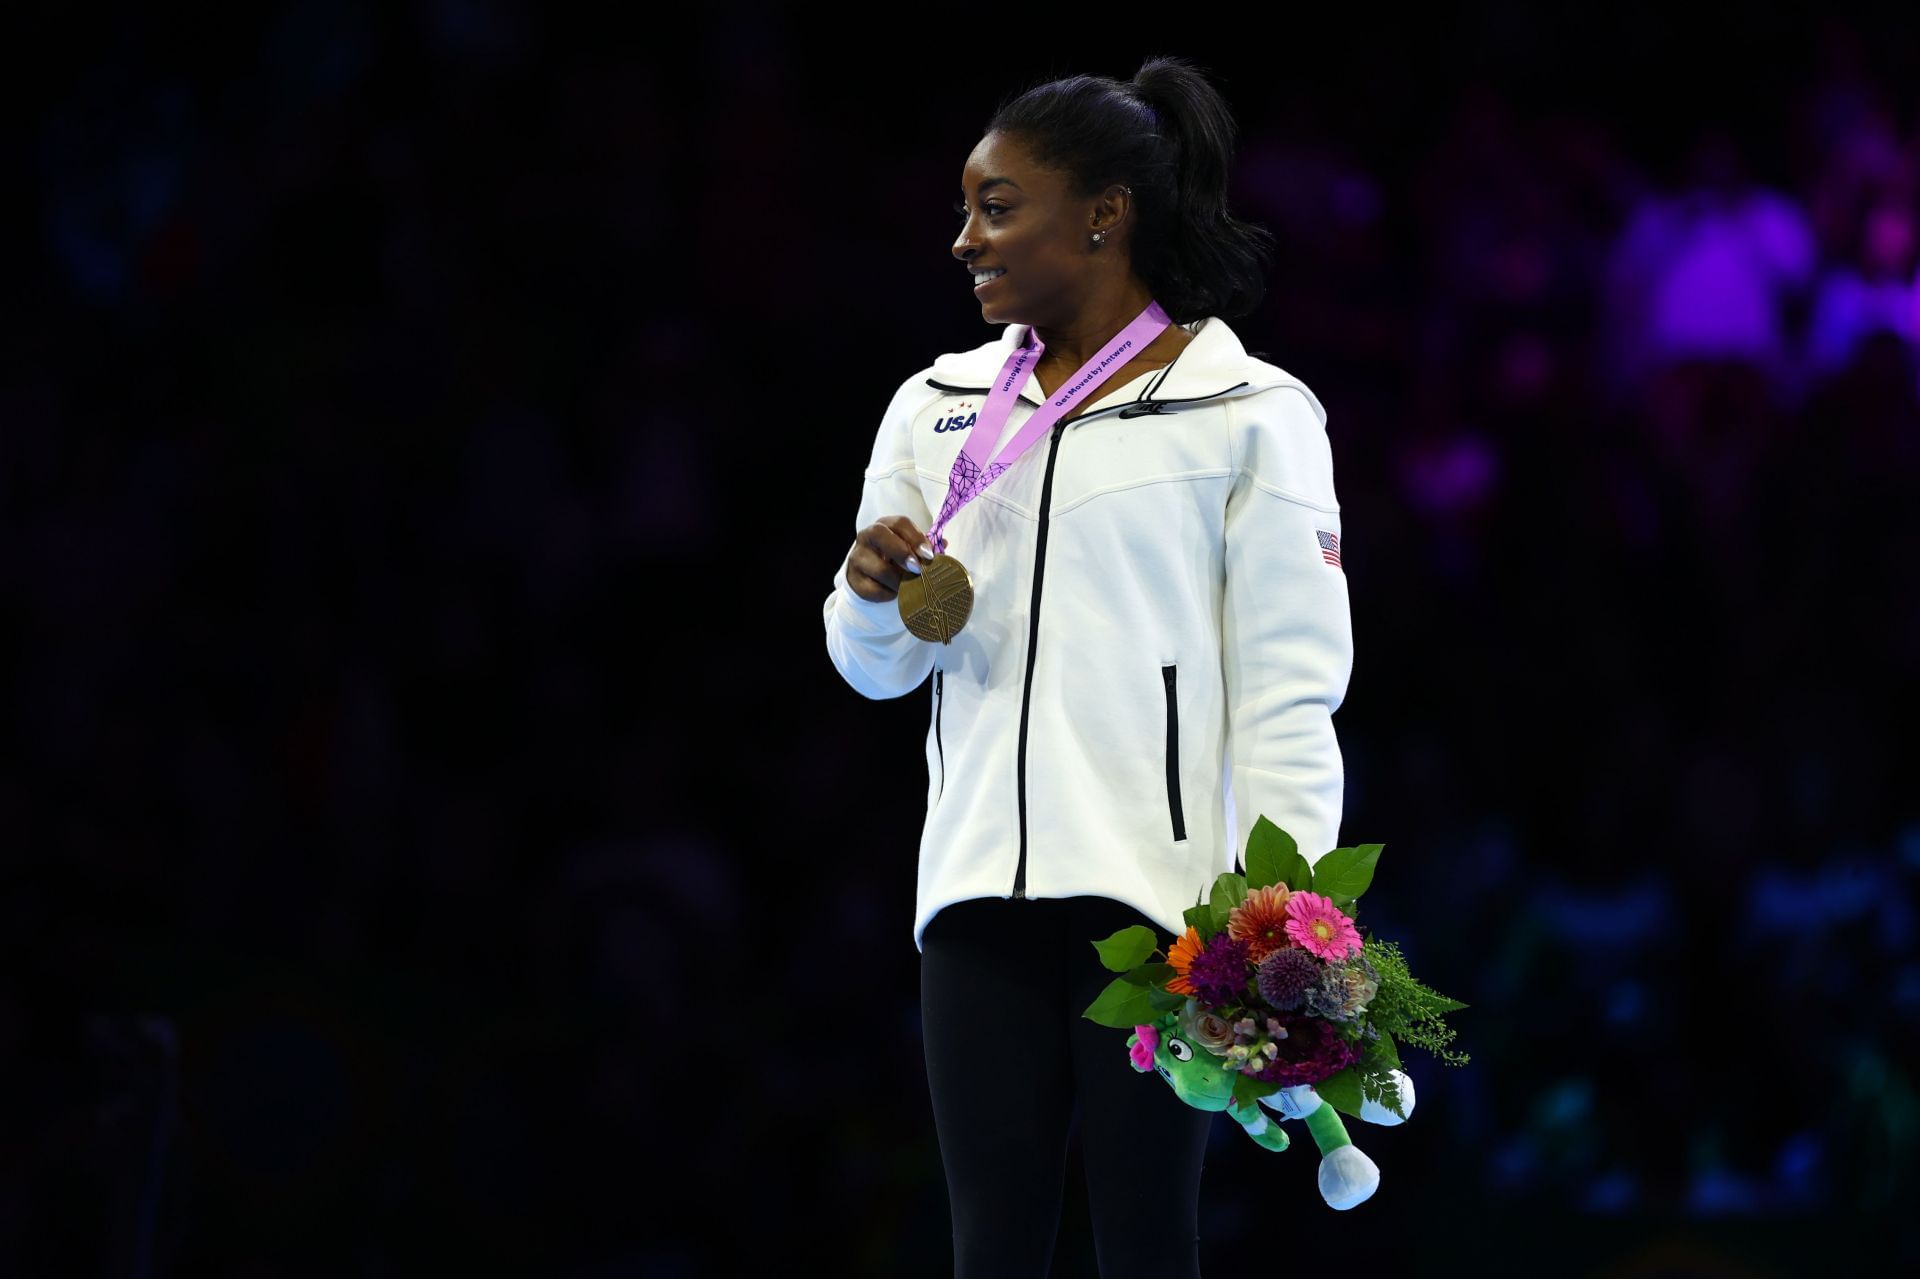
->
xmin=844 ymin=515 xmax=934 ymax=603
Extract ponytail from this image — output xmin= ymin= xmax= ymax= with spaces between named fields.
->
xmin=984 ymin=55 xmax=1276 ymax=323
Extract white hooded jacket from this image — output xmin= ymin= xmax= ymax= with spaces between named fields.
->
xmin=823 ymin=314 xmax=1354 ymax=953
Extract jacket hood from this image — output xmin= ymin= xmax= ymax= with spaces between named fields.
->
xmin=927 ymin=314 xmax=1327 ymax=426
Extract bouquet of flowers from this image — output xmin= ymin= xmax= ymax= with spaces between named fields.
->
xmin=1082 ymin=815 xmax=1468 ymax=1205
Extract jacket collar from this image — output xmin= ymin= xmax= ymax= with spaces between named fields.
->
xmin=926 ymin=313 xmax=1296 ymax=415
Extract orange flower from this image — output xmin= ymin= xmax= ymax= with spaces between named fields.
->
xmin=1228 ymin=883 xmax=1295 ymax=963
xmin=1167 ymin=925 xmax=1206 ymax=997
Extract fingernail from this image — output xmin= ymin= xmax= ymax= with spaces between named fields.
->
xmin=918 ymin=541 xmax=935 ymax=559
xmin=905 ymin=558 xmax=922 ymax=574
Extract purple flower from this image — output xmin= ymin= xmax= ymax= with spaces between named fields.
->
xmin=1256 ymin=946 xmax=1322 ymax=1011
xmin=1244 ymin=1009 xmax=1358 ymax=1087
xmin=1188 ymin=932 xmax=1252 ymax=1007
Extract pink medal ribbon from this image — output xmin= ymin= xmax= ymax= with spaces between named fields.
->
xmin=925 ymin=299 xmax=1174 ymax=555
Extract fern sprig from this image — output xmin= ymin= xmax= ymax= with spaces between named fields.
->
xmin=1360 ymin=936 xmax=1471 ymax=1068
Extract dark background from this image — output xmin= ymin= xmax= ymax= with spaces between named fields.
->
xmin=6 ymin=2 xmax=1918 ymax=1275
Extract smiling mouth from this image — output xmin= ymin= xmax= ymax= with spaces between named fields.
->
xmin=973 ymin=269 xmax=1006 ymax=292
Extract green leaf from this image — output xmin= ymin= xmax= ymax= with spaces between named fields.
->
xmin=1243 ymin=817 xmax=1292 ymax=890
xmin=1091 ymin=925 xmax=1159 ymax=973
xmin=1182 ymin=903 xmax=1214 ymax=939
xmin=1310 ymin=843 xmax=1383 ymax=902
xmin=1082 ymin=976 xmax=1157 ymax=1028
xmin=1232 ymin=1071 xmax=1280 ymax=1109
xmin=1248 ymin=816 xmax=1316 ymax=891
xmin=1364 ymin=1027 xmax=1401 ymax=1074
xmin=1147 ymin=987 xmax=1185 ymax=1012
xmin=1209 ymin=873 xmax=1248 ymax=932
xmin=1313 ymin=1066 xmax=1365 ymax=1119
xmin=1122 ymin=962 xmax=1174 ymax=987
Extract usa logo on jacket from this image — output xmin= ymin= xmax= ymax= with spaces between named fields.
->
xmin=933 ymin=402 xmax=976 ymax=433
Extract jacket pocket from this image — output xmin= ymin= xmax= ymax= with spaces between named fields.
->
xmin=934 ymin=669 xmax=945 ymax=801
xmin=1161 ymin=663 xmax=1187 ymax=842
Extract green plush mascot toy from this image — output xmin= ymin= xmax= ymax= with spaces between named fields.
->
xmin=1126 ymin=1010 xmax=1416 ymax=1210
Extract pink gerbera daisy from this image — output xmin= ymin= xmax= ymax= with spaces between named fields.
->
xmin=1283 ymin=890 xmax=1363 ymax=961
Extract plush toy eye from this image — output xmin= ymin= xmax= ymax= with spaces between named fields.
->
xmin=1168 ymin=1038 xmax=1193 ymax=1062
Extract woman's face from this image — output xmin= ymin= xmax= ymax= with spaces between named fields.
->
xmin=952 ymin=131 xmax=1104 ymax=328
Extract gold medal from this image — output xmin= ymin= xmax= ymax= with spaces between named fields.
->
xmin=897 ymin=553 xmax=974 ymax=644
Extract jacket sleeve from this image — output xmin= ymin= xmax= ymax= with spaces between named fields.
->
xmin=822 ymin=373 xmax=939 ymax=700
xmin=1221 ymin=384 xmax=1355 ymax=872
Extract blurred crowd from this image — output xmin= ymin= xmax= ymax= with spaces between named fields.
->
xmin=4 ymin=4 xmax=1916 ymax=1276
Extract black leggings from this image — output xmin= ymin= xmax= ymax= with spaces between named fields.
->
xmin=919 ymin=894 xmax=1212 ymax=1278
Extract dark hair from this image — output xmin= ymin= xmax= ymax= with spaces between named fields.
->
xmin=983 ymin=55 xmax=1276 ymax=324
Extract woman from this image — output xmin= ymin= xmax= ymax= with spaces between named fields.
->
xmin=822 ymin=57 xmax=1354 ymax=1277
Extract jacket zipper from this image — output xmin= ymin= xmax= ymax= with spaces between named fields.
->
xmin=1013 ymin=418 xmax=1067 ymax=900
xmin=933 ymin=669 xmax=945 ymax=801
xmin=1162 ymin=663 xmax=1187 ymax=842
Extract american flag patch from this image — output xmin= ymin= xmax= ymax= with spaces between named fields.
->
xmin=1316 ymin=529 xmax=1342 ymax=568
